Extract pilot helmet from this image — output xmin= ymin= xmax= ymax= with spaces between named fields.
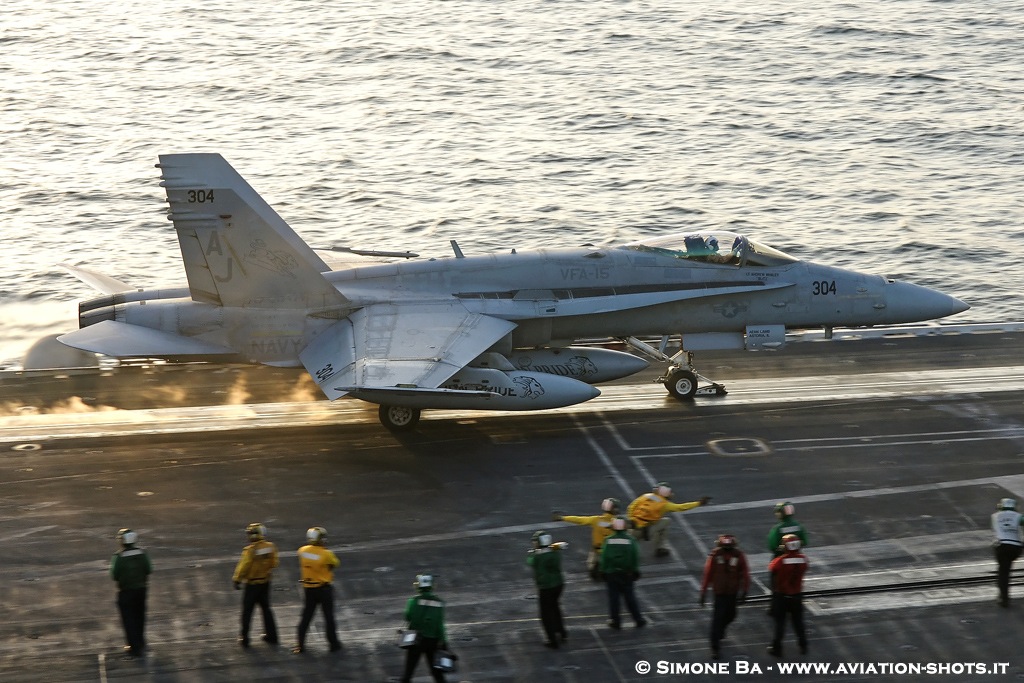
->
xmin=1000 ymin=498 xmax=1017 ymax=511
xmin=707 ymin=236 xmax=719 ymax=251
xmin=601 ymin=497 xmax=620 ymax=513
xmin=782 ymin=533 xmax=801 ymax=551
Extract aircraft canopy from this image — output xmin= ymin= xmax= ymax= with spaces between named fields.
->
xmin=620 ymin=231 xmax=797 ymax=267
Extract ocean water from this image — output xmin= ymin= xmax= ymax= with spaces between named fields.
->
xmin=2 ymin=0 xmax=1022 ymax=363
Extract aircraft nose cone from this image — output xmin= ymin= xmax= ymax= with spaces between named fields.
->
xmin=883 ymin=281 xmax=970 ymax=323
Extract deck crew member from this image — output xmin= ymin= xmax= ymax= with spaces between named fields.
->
xmin=401 ymin=573 xmax=450 ymax=683
xmin=767 ymin=501 xmax=808 ymax=556
xmin=232 ymin=522 xmax=279 ymax=647
xmin=627 ymin=483 xmax=711 ymax=557
xmin=554 ymin=497 xmax=619 ymax=579
xmin=600 ymin=517 xmax=646 ymax=629
xmin=767 ymin=533 xmax=808 ymax=657
xmin=527 ymin=530 xmax=567 ymax=648
xmin=992 ymin=497 xmax=1024 ymax=607
xmin=699 ymin=534 xmax=750 ymax=659
xmin=294 ymin=526 xmax=342 ymax=653
xmin=110 ymin=528 xmax=152 ymax=659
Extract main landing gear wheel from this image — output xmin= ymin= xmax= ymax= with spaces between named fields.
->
xmin=665 ymin=368 xmax=699 ymax=399
xmin=379 ymin=404 xmax=421 ymax=432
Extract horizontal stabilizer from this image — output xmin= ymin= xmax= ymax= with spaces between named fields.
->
xmin=58 ymin=320 xmax=237 ymax=359
xmin=59 ymin=264 xmax=136 ymax=295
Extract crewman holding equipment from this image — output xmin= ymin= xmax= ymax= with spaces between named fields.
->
xmin=110 ymin=528 xmax=152 ymax=659
xmin=232 ymin=522 xmax=279 ymax=647
xmin=600 ymin=517 xmax=646 ymax=629
xmin=554 ymin=497 xmax=619 ymax=579
xmin=400 ymin=573 xmax=450 ymax=683
xmin=767 ymin=501 xmax=808 ymax=556
xmin=767 ymin=533 xmax=808 ymax=657
xmin=627 ymin=483 xmax=711 ymax=557
xmin=992 ymin=497 xmax=1024 ymax=607
xmin=699 ymin=534 xmax=750 ymax=659
xmin=293 ymin=526 xmax=342 ymax=654
xmin=527 ymin=530 xmax=568 ymax=648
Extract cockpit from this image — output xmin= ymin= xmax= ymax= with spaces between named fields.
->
xmin=619 ymin=231 xmax=798 ymax=267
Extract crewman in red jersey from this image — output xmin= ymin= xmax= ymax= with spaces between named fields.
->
xmin=699 ymin=534 xmax=750 ymax=659
xmin=767 ymin=533 xmax=808 ymax=657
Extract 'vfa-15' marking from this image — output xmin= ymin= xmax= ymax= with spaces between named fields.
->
xmin=57 ymin=154 xmax=969 ymax=431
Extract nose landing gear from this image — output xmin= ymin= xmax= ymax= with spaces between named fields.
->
xmin=621 ymin=337 xmax=728 ymax=400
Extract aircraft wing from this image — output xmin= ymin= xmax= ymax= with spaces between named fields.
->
xmin=299 ymin=302 xmax=517 ymax=400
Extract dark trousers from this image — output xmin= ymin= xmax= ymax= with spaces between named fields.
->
xmin=710 ymin=593 xmax=738 ymax=651
xmin=606 ymin=573 xmax=644 ymax=626
xmin=297 ymin=584 xmax=340 ymax=649
xmin=401 ymin=635 xmax=446 ymax=683
xmin=770 ymin=592 xmax=806 ymax=653
xmin=995 ymin=542 xmax=1022 ymax=604
xmin=241 ymin=582 xmax=278 ymax=643
xmin=117 ymin=587 xmax=147 ymax=655
xmin=538 ymin=584 xmax=566 ymax=643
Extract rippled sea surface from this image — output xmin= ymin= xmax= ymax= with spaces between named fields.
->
xmin=2 ymin=0 xmax=1022 ymax=362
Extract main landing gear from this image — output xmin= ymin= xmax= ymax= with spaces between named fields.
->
xmin=621 ymin=336 xmax=727 ymax=400
xmin=379 ymin=404 xmax=421 ymax=432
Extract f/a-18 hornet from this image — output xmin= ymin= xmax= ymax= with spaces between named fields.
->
xmin=57 ymin=154 xmax=969 ymax=430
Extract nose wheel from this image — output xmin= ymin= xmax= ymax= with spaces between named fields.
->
xmin=620 ymin=337 xmax=728 ymax=400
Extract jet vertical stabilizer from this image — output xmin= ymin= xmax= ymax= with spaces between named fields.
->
xmin=157 ymin=153 xmax=348 ymax=311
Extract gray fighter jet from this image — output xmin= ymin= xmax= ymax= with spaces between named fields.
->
xmin=57 ymin=154 xmax=969 ymax=430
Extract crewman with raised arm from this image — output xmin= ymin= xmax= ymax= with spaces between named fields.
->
xmin=554 ymin=497 xmax=619 ymax=579
xmin=627 ymin=483 xmax=711 ymax=557
xmin=232 ymin=522 xmax=279 ymax=647
xmin=293 ymin=526 xmax=342 ymax=654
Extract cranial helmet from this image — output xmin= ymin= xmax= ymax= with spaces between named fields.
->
xmin=532 ymin=530 xmax=553 ymax=547
xmin=117 ymin=528 xmax=138 ymax=546
xmin=246 ymin=522 xmax=266 ymax=540
xmin=655 ymin=482 xmax=673 ymax=498
xmin=306 ymin=527 xmax=326 ymax=544
xmin=601 ymin=498 xmax=620 ymax=513
xmin=775 ymin=501 xmax=796 ymax=517
xmin=1000 ymin=498 xmax=1017 ymax=511
xmin=612 ymin=516 xmax=628 ymax=531
xmin=415 ymin=573 xmax=434 ymax=589
xmin=782 ymin=533 xmax=801 ymax=551
xmin=716 ymin=534 xmax=737 ymax=549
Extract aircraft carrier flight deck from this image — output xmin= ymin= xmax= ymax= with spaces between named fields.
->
xmin=1 ymin=325 xmax=1023 ymax=682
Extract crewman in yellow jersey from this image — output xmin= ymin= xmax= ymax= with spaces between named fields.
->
xmin=554 ymin=497 xmax=621 ymax=579
xmin=293 ymin=526 xmax=342 ymax=654
xmin=232 ymin=522 xmax=279 ymax=647
xmin=628 ymin=482 xmax=711 ymax=557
